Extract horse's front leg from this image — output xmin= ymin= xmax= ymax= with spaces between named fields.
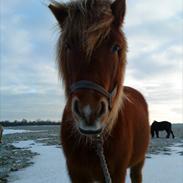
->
xmin=155 ymin=130 xmax=159 ymax=138
xmin=111 ymin=169 xmax=126 ymax=183
xmin=130 ymin=160 xmax=145 ymax=183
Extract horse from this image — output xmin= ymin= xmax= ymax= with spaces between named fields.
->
xmin=49 ymin=0 xmax=150 ymax=182
xmin=151 ymin=120 xmax=175 ymax=138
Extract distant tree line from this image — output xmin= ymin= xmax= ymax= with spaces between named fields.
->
xmin=0 ymin=119 xmax=60 ymax=127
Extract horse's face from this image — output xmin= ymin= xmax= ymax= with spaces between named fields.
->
xmin=49 ymin=0 xmax=126 ymax=136
xmin=67 ymin=30 xmax=126 ymax=135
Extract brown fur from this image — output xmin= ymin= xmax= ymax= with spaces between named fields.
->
xmin=49 ymin=0 xmax=150 ymax=182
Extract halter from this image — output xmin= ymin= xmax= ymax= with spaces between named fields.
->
xmin=70 ymin=80 xmax=117 ymax=109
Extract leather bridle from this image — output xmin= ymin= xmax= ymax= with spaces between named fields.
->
xmin=70 ymin=80 xmax=117 ymax=109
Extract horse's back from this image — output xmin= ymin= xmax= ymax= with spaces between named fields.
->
xmin=123 ymin=86 xmax=148 ymax=113
xmin=123 ymin=86 xmax=149 ymax=126
xmin=122 ymin=86 xmax=150 ymax=165
xmin=159 ymin=121 xmax=172 ymax=126
xmin=152 ymin=121 xmax=172 ymax=130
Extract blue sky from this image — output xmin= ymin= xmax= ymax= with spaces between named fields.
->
xmin=0 ymin=0 xmax=182 ymax=123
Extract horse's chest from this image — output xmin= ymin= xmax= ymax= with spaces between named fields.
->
xmin=73 ymin=150 xmax=99 ymax=167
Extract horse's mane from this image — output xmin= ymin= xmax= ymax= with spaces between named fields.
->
xmin=59 ymin=0 xmax=114 ymax=60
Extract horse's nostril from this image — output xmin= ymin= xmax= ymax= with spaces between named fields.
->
xmin=72 ymin=98 xmax=82 ymax=117
xmin=98 ymin=101 xmax=107 ymax=117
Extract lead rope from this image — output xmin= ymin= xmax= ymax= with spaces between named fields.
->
xmin=95 ymin=135 xmax=112 ymax=183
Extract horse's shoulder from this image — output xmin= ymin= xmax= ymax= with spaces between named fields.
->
xmin=123 ymin=86 xmax=147 ymax=103
xmin=124 ymin=86 xmax=142 ymax=94
xmin=122 ymin=86 xmax=148 ymax=114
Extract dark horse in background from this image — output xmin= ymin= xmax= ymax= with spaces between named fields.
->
xmin=151 ymin=120 xmax=175 ymax=138
xmin=49 ymin=0 xmax=149 ymax=182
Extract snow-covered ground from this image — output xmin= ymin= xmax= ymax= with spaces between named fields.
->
xmin=127 ymin=144 xmax=183 ymax=183
xmin=8 ymin=140 xmax=183 ymax=183
xmin=8 ymin=140 xmax=70 ymax=183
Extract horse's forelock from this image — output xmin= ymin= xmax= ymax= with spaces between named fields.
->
xmin=58 ymin=0 xmax=123 ymax=98
xmin=61 ymin=0 xmax=114 ymax=60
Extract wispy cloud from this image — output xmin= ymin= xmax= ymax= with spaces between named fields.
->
xmin=124 ymin=0 xmax=183 ymax=123
xmin=0 ymin=0 xmax=63 ymax=120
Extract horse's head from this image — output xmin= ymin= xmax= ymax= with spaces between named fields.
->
xmin=49 ymin=0 xmax=127 ymax=136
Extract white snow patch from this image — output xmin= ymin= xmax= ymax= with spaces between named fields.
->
xmin=126 ymin=143 xmax=183 ymax=183
xmin=8 ymin=140 xmax=70 ymax=183
xmin=12 ymin=140 xmax=35 ymax=149
xmin=3 ymin=129 xmax=33 ymax=135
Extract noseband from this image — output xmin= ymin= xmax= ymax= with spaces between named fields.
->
xmin=70 ymin=80 xmax=117 ymax=109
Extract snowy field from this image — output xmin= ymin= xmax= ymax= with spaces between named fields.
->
xmin=2 ymin=126 xmax=183 ymax=183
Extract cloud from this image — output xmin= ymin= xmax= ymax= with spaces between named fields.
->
xmin=126 ymin=0 xmax=182 ymax=26
xmin=0 ymin=93 xmax=65 ymax=121
xmin=0 ymin=0 xmax=64 ymax=120
xmin=0 ymin=0 xmax=60 ymax=93
xmin=122 ymin=0 xmax=183 ymax=123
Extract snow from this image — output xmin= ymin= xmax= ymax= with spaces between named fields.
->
xmin=126 ymin=144 xmax=183 ymax=183
xmin=8 ymin=141 xmax=70 ymax=183
xmin=3 ymin=129 xmax=33 ymax=135
xmin=8 ymin=141 xmax=183 ymax=183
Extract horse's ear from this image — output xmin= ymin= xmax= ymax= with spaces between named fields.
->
xmin=48 ymin=2 xmax=68 ymax=27
xmin=111 ymin=0 xmax=126 ymax=27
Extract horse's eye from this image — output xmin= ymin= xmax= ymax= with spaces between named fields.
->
xmin=111 ymin=44 xmax=121 ymax=53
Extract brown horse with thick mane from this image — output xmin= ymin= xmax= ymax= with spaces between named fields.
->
xmin=49 ymin=0 xmax=149 ymax=182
